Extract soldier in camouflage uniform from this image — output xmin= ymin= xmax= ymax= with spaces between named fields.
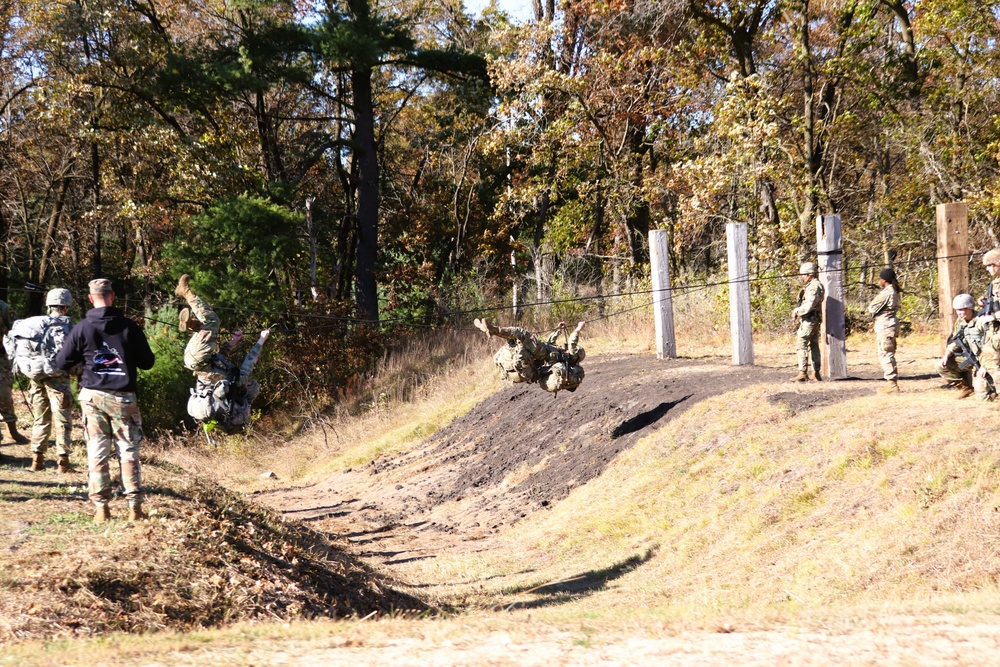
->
xmin=0 ymin=298 xmax=29 ymax=456
xmin=938 ymin=293 xmax=989 ymax=400
xmin=791 ymin=261 xmax=825 ymax=382
xmin=978 ymin=249 xmax=1000 ymax=316
xmin=25 ymin=289 xmax=76 ymax=472
xmin=55 ymin=279 xmax=155 ymax=522
xmin=868 ymin=267 xmax=902 ymax=393
xmin=474 ymin=318 xmax=586 ymax=394
xmin=174 ymin=275 xmax=269 ymax=430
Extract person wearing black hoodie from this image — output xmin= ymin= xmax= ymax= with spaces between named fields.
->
xmin=55 ymin=278 xmax=155 ymax=523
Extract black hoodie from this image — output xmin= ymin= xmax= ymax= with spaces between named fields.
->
xmin=55 ymin=307 xmax=155 ymax=392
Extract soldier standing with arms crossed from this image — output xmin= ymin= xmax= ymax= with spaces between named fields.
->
xmin=791 ymin=262 xmax=825 ymax=382
xmin=55 ymin=279 xmax=155 ymax=522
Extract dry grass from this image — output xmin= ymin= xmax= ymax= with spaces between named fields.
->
xmin=0 ymin=452 xmax=424 ymax=646
xmin=7 ymin=290 xmax=997 ymax=661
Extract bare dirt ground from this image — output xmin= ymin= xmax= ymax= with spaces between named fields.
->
xmin=145 ymin=615 xmax=1000 ymax=666
xmin=259 ymin=355 xmax=878 ymax=568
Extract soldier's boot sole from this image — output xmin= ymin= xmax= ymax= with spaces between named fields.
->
xmin=178 ymin=308 xmax=203 ymax=333
xmin=94 ymin=505 xmax=111 ymax=523
xmin=30 ymin=453 xmax=45 ymax=472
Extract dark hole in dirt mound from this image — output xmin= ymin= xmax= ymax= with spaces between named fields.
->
xmin=417 ymin=357 xmax=796 ymax=528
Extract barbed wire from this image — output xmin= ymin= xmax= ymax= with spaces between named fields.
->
xmin=0 ymin=248 xmax=989 ymax=336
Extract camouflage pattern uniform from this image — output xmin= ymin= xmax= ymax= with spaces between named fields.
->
xmin=492 ymin=327 xmax=553 ymax=384
xmin=868 ymin=284 xmax=901 ymax=381
xmin=793 ymin=277 xmax=825 ymax=375
xmin=939 ymin=316 xmax=988 ymax=398
xmin=80 ymin=387 xmax=143 ymax=505
xmin=0 ymin=300 xmax=18 ymax=428
xmin=27 ymin=310 xmax=73 ymax=457
xmin=183 ymin=294 xmax=264 ymax=425
xmin=537 ymin=328 xmax=586 ymax=394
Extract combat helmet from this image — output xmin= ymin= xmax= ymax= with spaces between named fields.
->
xmin=799 ymin=262 xmax=818 ymax=276
xmin=45 ymin=288 xmax=72 ymax=307
xmin=952 ymin=293 xmax=975 ymax=311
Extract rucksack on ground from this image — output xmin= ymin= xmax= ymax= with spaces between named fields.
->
xmin=3 ymin=315 xmax=71 ymax=380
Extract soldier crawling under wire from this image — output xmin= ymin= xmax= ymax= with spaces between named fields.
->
xmin=474 ymin=319 xmax=585 ymax=395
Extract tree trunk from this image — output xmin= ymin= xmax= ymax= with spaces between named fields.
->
xmin=348 ymin=0 xmax=379 ymax=322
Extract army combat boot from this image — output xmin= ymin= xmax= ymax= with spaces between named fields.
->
xmin=128 ymin=504 xmax=147 ymax=522
xmin=877 ymin=380 xmax=900 ymax=394
xmin=57 ymin=454 xmax=75 ymax=474
xmin=473 ymin=318 xmax=500 ymax=338
xmin=813 ymin=368 xmax=822 ymax=382
xmin=791 ymin=370 xmax=808 ymax=382
xmin=7 ymin=423 xmax=28 ymax=444
xmin=94 ymin=504 xmax=111 ymax=523
xmin=30 ymin=452 xmax=44 ymax=472
xmin=174 ymin=273 xmax=194 ymax=301
xmin=956 ymin=385 xmax=975 ymax=399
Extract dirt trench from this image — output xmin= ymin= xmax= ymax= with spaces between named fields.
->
xmin=260 ymin=355 xmax=876 ymax=567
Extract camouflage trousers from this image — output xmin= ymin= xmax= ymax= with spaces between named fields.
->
xmin=876 ymin=331 xmax=898 ymax=381
xmin=796 ymin=319 xmax=822 ymax=373
xmin=79 ymin=388 xmax=143 ymax=506
xmin=938 ymin=358 xmax=973 ymax=388
xmin=0 ymin=358 xmax=17 ymax=424
xmin=28 ymin=376 xmax=72 ymax=456
xmin=183 ymin=294 xmax=222 ymax=372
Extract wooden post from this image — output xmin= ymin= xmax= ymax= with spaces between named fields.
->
xmin=817 ymin=214 xmax=847 ymax=379
xmin=726 ymin=223 xmax=754 ymax=365
xmin=936 ymin=202 xmax=969 ymax=351
xmin=649 ymin=230 xmax=676 ymax=359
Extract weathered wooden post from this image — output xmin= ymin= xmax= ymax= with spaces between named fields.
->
xmin=726 ymin=223 xmax=754 ymax=365
xmin=817 ymin=214 xmax=847 ymax=379
xmin=936 ymin=202 xmax=969 ymax=351
xmin=649 ymin=230 xmax=676 ymax=359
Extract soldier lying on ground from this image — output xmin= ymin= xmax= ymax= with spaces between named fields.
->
xmin=175 ymin=275 xmax=269 ymax=431
xmin=473 ymin=319 xmax=585 ymax=394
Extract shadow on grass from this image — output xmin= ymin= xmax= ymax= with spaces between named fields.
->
xmin=503 ymin=548 xmax=656 ymax=610
xmin=611 ymin=398 xmax=689 ymax=440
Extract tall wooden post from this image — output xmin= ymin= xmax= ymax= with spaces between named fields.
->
xmin=936 ymin=202 xmax=969 ymax=351
xmin=726 ymin=223 xmax=754 ymax=365
xmin=649 ymin=230 xmax=676 ymax=359
xmin=817 ymin=214 xmax=847 ymax=379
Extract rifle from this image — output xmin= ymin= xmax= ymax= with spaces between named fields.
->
xmin=977 ymin=282 xmax=997 ymax=318
xmin=949 ymin=331 xmax=996 ymax=395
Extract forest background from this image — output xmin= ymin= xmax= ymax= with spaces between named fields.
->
xmin=3 ymin=0 xmax=999 ymax=430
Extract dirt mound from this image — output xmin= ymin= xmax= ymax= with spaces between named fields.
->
xmin=264 ymin=355 xmax=873 ymax=564
xmin=0 ymin=453 xmax=424 ymax=644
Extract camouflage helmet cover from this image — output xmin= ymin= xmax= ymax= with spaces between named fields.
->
xmin=45 ymin=288 xmax=72 ymax=307
xmin=983 ymin=249 xmax=1000 ymax=266
xmin=952 ymin=293 xmax=975 ymax=310
xmin=799 ymin=262 xmax=818 ymax=276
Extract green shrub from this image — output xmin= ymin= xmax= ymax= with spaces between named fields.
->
xmin=137 ymin=305 xmax=191 ymax=434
